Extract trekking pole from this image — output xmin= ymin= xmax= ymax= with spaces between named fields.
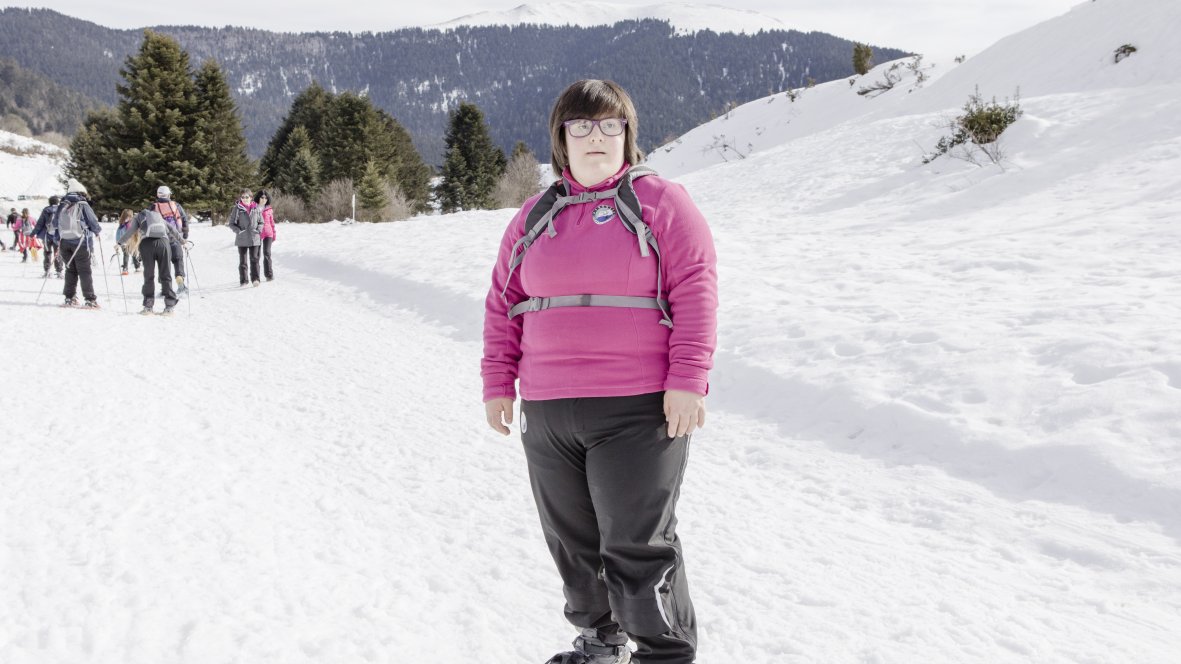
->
xmin=95 ymin=233 xmax=113 ymax=306
xmin=184 ymin=242 xmax=202 ymax=298
xmin=114 ymin=246 xmax=128 ymax=314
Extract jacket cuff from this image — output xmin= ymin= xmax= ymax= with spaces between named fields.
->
xmin=483 ymin=382 xmax=517 ymax=402
xmin=664 ymin=372 xmax=709 ymax=396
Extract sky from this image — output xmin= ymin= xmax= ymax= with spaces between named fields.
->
xmin=8 ymin=0 xmax=1083 ymax=61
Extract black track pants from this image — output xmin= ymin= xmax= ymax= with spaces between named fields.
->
xmin=43 ymin=241 xmax=62 ymax=274
xmin=238 ymin=245 xmax=260 ymax=284
xmin=140 ymin=238 xmax=177 ymax=308
xmin=262 ymin=237 xmax=273 ymax=279
xmin=170 ymin=240 xmax=185 ymax=279
xmin=521 ymin=392 xmax=697 ymax=663
xmin=61 ymin=240 xmax=96 ymax=302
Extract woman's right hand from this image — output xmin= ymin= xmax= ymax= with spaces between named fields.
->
xmin=485 ymin=398 xmax=515 ymax=436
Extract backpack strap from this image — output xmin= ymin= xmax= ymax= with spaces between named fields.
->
xmin=502 ymin=165 xmax=674 ymax=328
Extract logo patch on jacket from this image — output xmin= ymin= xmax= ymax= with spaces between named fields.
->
xmin=592 ymin=205 xmax=616 ymax=225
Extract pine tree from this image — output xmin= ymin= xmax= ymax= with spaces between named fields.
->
xmin=379 ymin=111 xmax=432 ymax=213
xmin=852 ymin=43 xmax=873 ymax=76
xmin=106 ymin=30 xmax=203 ymax=209
xmin=192 ymin=59 xmax=254 ymax=214
xmin=273 ymin=125 xmax=320 ymax=205
xmin=260 ymin=82 xmax=332 ymax=184
xmin=356 ymin=160 xmax=389 ymax=221
xmin=435 ymin=101 xmax=505 ymax=213
xmin=64 ymin=108 xmax=120 ymax=206
xmin=320 ymin=92 xmax=373 ymax=184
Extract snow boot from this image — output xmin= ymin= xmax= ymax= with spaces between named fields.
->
xmin=84 ymin=299 xmax=100 ymax=309
xmin=139 ymin=307 xmax=154 ymax=316
xmin=546 ymin=629 xmax=632 ymax=664
xmin=160 ymin=305 xmax=175 ymax=316
xmin=252 ymin=279 xmax=260 ymax=287
xmin=176 ymin=275 xmax=187 ymax=293
xmin=61 ymin=296 xmax=79 ymax=307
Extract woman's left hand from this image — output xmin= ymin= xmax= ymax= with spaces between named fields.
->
xmin=664 ymin=389 xmax=706 ymax=439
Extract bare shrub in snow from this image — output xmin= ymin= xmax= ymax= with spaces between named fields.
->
xmin=1114 ymin=44 xmax=1137 ymax=63
xmin=493 ymin=148 xmax=544 ymax=209
xmin=312 ymin=178 xmax=354 ymax=222
xmin=858 ymin=63 xmax=902 ymax=97
xmin=271 ymin=189 xmax=310 ymax=223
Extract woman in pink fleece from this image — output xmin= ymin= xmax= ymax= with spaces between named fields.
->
xmin=482 ymin=80 xmax=717 ymax=664
xmin=255 ymin=190 xmax=277 ymax=281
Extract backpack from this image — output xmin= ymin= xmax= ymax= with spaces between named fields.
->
xmin=140 ymin=210 xmax=170 ymax=239
xmin=154 ymin=201 xmax=181 ymax=231
xmin=56 ymin=202 xmax=85 ymax=241
xmin=500 ymin=165 xmax=673 ymax=328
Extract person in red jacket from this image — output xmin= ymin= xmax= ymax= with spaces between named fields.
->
xmin=482 ymin=80 xmax=717 ymax=664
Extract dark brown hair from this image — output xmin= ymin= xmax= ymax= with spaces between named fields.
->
xmin=548 ymin=79 xmax=643 ymax=178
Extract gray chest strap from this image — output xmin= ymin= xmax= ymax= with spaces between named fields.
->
xmin=501 ymin=166 xmax=673 ymax=328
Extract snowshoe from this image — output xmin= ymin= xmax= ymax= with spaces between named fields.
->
xmin=546 ymin=629 xmax=632 ymax=664
xmin=139 ymin=307 xmax=154 ymax=316
xmin=83 ymin=300 xmax=100 ymax=309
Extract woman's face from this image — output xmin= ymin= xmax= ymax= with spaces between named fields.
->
xmin=565 ymin=114 xmax=626 ymax=187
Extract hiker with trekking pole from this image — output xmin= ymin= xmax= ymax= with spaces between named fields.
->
xmin=53 ymin=179 xmax=103 ymax=309
xmin=123 ymin=202 xmax=185 ymax=316
xmin=30 ymin=196 xmax=63 ymax=278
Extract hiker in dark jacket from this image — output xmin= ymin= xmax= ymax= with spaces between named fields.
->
xmin=226 ymin=188 xmax=262 ymax=286
xmin=152 ymin=185 xmax=190 ymax=292
xmin=30 ymin=196 xmax=63 ymax=277
xmin=7 ymin=208 xmax=18 ymax=249
xmin=123 ymin=205 xmax=184 ymax=315
xmin=54 ymin=179 xmax=103 ymax=308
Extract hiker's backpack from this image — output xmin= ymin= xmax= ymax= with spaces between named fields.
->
xmin=155 ymin=201 xmax=181 ymax=231
xmin=56 ymin=202 xmax=85 ymax=241
xmin=500 ymin=164 xmax=673 ymax=328
xmin=140 ymin=210 xmax=170 ymax=239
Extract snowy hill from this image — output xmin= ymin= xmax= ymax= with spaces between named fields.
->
xmin=2 ymin=0 xmax=1180 ymax=662
xmin=0 ymin=130 xmax=66 ymax=200
xmin=432 ymin=1 xmax=786 ymax=34
xmin=648 ymin=0 xmax=1179 ymax=177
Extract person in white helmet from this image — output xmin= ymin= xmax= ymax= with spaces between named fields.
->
xmin=152 ymin=185 xmax=190 ymax=293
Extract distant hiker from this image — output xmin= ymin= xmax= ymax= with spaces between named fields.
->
xmin=255 ymin=190 xmax=277 ymax=281
xmin=153 ymin=185 xmax=190 ymax=292
xmin=30 ymin=196 xmax=63 ymax=277
xmin=226 ymin=189 xmax=262 ymax=286
xmin=8 ymin=207 xmax=20 ymax=254
xmin=123 ymin=205 xmax=184 ymax=315
xmin=13 ymin=208 xmax=30 ymax=262
xmin=481 ymin=79 xmax=717 ymax=664
xmin=18 ymin=208 xmax=38 ymax=262
xmin=54 ymin=179 xmax=103 ymax=308
xmin=115 ymin=209 xmax=142 ymax=275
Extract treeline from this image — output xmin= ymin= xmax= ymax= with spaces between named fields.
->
xmin=0 ymin=57 xmax=101 ymax=143
xmin=67 ymin=31 xmax=434 ymax=223
xmin=0 ymin=8 xmax=912 ymax=162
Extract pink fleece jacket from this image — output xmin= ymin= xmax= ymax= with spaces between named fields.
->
xmin=259 ymin=206 xmax=276 ymax=240
xmin=482 ymin=163 xmax=718 ymax=402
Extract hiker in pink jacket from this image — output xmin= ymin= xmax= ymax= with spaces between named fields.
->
xmin=481 ymin=80 xmax=717 ymax=664
xmin=255 ymin=190 xmax=277 ymax=281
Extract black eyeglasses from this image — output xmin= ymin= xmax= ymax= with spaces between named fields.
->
xmin=564 ymin=118 xmax=627 ymax=138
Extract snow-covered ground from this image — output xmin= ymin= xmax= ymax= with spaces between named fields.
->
xmin=2 ymin=0 xmax=1180 ymax=661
